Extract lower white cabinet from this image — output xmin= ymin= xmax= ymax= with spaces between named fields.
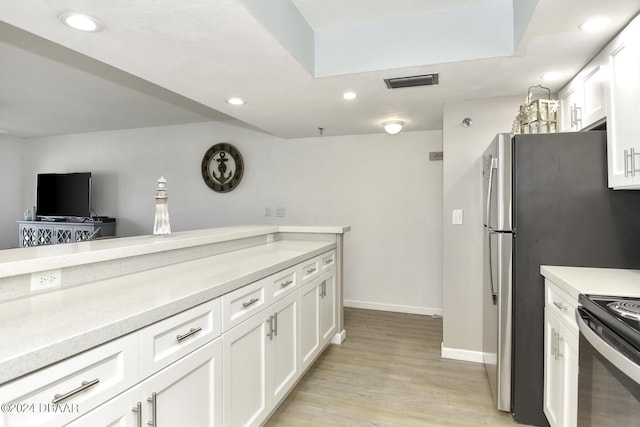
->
xmin=543 ymin=281 xmax=578 ymax=427
xmin=223 ymin=292 xmax=299 ymax=427
xmin=299 ymin=270 xmax=336 ymax=372
xmin=68 ymin=338 xmax=223 ymax=426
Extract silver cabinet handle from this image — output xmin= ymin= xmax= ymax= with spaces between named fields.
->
xmin=132 ymin=402 xmax=142 ymax=427
xmin=306 ymin=267 xmax=317 ymax=274
xmin=552 ymin=301 xmax=568 ymax=311
xmin=280 ymin=280 xmax=293 ymax=288
xmin=324 ymin=258 xmax=333 ymax=264
xmin=574 ymin=105 xmax=582 ymax=127
xmin=322 ymin=280 xmax=327 ymax=297
xmin=242 ymin=297 xmax=259 ymax=308
xmin=632 ymin=148 xmax=637 ymax=177
xmin=274 ymin=312 xmax=278 ymax=337
xmin=551 ymin=328 xmax=557 ymax=358
xmin=556 ymin=333 xmax=564 ymax=359
xmin=267 ymin=316 xmax=274 ymax=340
xmin=52 ymin=378 xmax=99 ymax=404
xmin=176 ymin=327 xmax=202 ymax=342
xmin=625 ymin=149 xmax=630 ymax=177
xmin=147 ymin=392 xmax=157 ymax=427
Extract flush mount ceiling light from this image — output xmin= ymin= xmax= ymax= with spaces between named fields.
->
xmin=343 ymin=91 xmax=357 ymax=100
xmin=542 ymin=71 xmax=562 ymax=82
xmin=383 ymin=120 xmax=404 ymax=135
xmin=462 ymin=118 xmax=473 ymax=128
xmin=580 ymin=17 xmax=610 ymax=33
xmin=58 ymin=11 xmax=103 ymax=32
xmin=226 ymin=97 xmax=245 ymax=105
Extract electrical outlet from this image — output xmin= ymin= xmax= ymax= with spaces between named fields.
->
xmin=31 ymin=268 xmax=62 ymax=292
xmin=264 ymin=207 xmax=272 ymax=217
xmin=275 ymin=207 xmax=286 ymax=217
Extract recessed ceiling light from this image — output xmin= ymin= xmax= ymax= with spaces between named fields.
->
xmin=542 ymin=71 xmax=562 ymax=81
xmin=58 ymin=11 xmax=103 ymax=32
xmin=580 ymin=17 xmax=610 ymax=33
xmin=343 ymin=91 xmax=357 ymax=100
xmin=227 ymin=97 xmax=245 ymax=105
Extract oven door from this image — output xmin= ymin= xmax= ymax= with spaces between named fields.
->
xmin=576 ymin=307 xmax=640 ymax=426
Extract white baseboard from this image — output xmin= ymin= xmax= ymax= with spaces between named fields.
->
xmin=343 ymin=299 xmax=443 ymax=317
xmin=441 ymin=343 xmax=484 ymax=364
xmin=331 ymin=329 xmax=347 ymax=345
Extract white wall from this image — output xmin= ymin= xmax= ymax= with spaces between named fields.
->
xmin=20 ymin=122 xmax=443 ymax=315
xmin=441 ymin=96 xmax=522 ymax=360
xmin=0 ymin=135 xmax=23 ymax=249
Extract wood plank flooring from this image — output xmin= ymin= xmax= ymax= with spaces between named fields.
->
xmin=266 ymin=308 xmax=527 ymax=426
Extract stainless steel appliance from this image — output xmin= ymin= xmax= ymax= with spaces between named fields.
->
xmin=482 ymin=131 xmax=640 ymax=426
xmin=577 ymin=294 xmax=640 ymax=426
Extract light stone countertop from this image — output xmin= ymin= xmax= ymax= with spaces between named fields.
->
xmin=0 ymin=238 xmax=336 ymax=384
xmin=540 ymin=265 xmax=640 ymax=301
xmin=0 ymin=225 xmax=351 ymax=278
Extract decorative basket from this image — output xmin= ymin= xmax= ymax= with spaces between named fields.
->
xmin=512 ymin=85 xmax=559 ymax=135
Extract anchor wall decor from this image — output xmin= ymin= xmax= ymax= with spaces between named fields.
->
xmin=201 ymin=143 xmax=244 ymax=193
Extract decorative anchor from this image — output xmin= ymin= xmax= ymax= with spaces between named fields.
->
xmin=212 ymin=152 xmax=232 ymax=184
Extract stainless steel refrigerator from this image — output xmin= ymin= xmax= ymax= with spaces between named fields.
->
xmin=482 ymin=131 xmax=640 ymax=427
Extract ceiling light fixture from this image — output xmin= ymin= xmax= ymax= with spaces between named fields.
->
xmin=383 ymin=120 xmax=404 ymax=135
xmin=227 ymin=97 xmax=245 ymax=105
xmin=462 ymin=118 xmax=473 ymax=128
xmin=580 ymin=17 xmax=610 ymax=33
xmin=58 ymin=11 xmax=103 ymax=32
xmin=542 ymin=71 xmax=562 ymax=82
xmin=343 ymin=91 xmax=357 ymax=100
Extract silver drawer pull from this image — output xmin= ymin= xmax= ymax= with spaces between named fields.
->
xmin=243 ymin=297 xmax=260 ymax=308
xmin=52 ymin=378 xmax=100 ymax=404
xmin=280 ymin=280 xmax=294 ymax=288
xmin=553 ymin=301 xmax=568 ymax=311
xmin=176 ymin=327 xmax=202 ymax=342
xmin=306 ymin=267 xmax=317 ymax=274
xmin=324 ymin=258 xmax=333 ymax=264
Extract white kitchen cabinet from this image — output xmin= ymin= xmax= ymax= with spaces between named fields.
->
xmin=68 ymin=338 xmax=223 ymax=427
xmin=222 ymin=291 xmax=299 ymax=427
xmin=543 ymin=281 xmax=578 ymax=427
xmin=606 ymin=15 xmax=640 ymax=189
xmin=299 ymin=270 xmax=337 ymax=372
xmin=558 ymin=54 xmax=607 ymax=133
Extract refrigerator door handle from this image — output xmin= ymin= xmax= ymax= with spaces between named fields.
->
xmin=488 ymin=231 xmax=498 ymax=305
xmin=485 ymin=157 xmax=498 ymax=230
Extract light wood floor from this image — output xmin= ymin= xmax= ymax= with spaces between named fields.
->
xmin=266 ymin=308 xmax=525 ymax=426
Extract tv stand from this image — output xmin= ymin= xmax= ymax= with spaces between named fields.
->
xmin=18 ymin=220 xmax=117 ymax=247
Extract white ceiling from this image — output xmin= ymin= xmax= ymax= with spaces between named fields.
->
xmin=0 ymin=0 xmax=638 ymax=139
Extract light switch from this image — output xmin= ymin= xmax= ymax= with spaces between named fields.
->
xmin=452 ymin=209 xmax=463 ymax=225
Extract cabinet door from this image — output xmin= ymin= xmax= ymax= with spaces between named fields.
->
xmin=268 ymin=292 xmax=299 ymax=406
xmin=582 ymin=64 xmax=606 ymax=127
xmin=141 ymin=338 xmax=222 ymax=427
xmin=299 ymin=279 xmax=321 ymax=372
xmin=223 ymin=311 xmax=269 ymax=427
xmin=558 ymin=84 xmax=583 ymax=132
xmin=607 ymin=25 xmax=640 ymax=188
xmin=544 ymin=308 xmax=564 ymax=427
xmin=319 ymin=271 xmax=337 ymax=345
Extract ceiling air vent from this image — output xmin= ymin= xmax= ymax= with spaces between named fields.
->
xmin=384 ymin=73 xmax=439 ymax=89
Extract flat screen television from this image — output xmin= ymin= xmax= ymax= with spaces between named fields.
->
xmin=36 ymin=172 xmax=92 ymax=219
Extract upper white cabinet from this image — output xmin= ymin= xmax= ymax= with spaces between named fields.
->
xmin=558 ymin=54 xmax=607 ymax=133
xmin=606 ymin=15 xmax=640 ymax=189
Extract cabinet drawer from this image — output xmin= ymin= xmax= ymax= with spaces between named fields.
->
xmin=0 ymin=333 xmax=137 ymax=427
xmin=545 ymin=279 xmax=578 ymax=336
xmin=270 ymin=265 xmax=300 ymax=301
xmin=222 ymin=278 xmax=270 ymax=332
xmin=139 ymin=298 xmax=221 ymax=378
xmin=319 ymin=250 xmax=336 ymax=272
xmin=300 ymin=257 xmax=321 ymax=283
